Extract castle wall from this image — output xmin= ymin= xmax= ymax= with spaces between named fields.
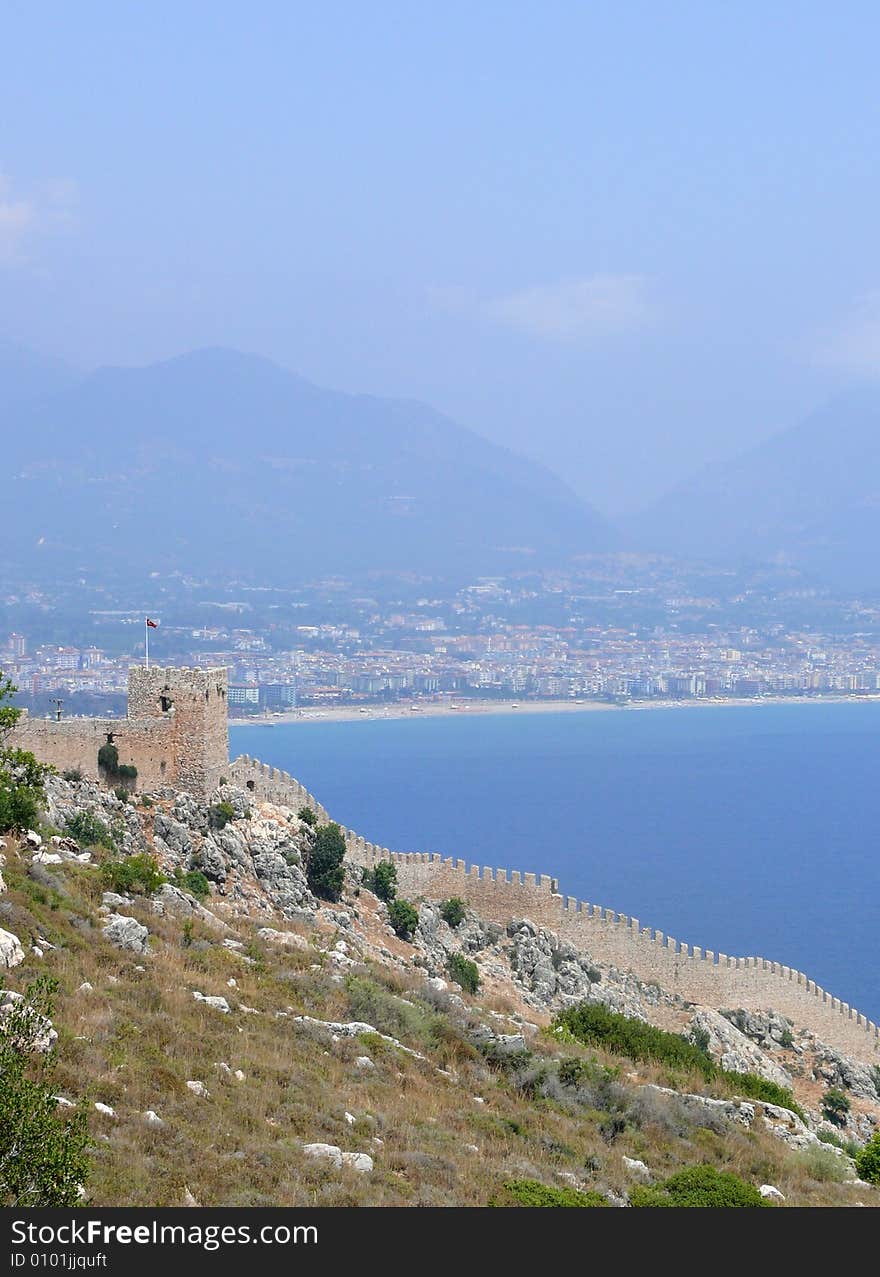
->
xmin=11 ymin=666 xmax=229 ymax=799
xmin=228 ymin=755 xmax=879 ymax=1062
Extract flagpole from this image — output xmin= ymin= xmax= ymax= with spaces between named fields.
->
xmin=145 ymin=617 xmax=149 ymax=669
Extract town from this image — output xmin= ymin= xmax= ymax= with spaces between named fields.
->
xmin=5 ymin=557 xmax=880 ymax=717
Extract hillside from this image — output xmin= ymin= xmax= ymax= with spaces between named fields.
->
xmin=0 ymin=772 xmax=877 ymax=1207
xmin=631 ymin=388 xmax=880 ymax=589
xmin=1 ymin=347 xmax=612 ymax=582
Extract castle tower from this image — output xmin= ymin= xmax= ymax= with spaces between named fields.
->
xmin=127 ymin=666 xmax=228 ymax=796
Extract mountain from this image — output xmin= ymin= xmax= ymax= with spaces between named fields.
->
xmin=0 ymin=337 xmax=77 ymax=409
xmin=631 ymin=388 xmax=880 ymax=589
xmin=3 ymin=347 xmax=612 ymax=581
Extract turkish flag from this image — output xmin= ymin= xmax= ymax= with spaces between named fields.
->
xmin=146 ymin=618 xmax=159 ymax=628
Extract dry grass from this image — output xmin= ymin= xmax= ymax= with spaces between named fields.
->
xmin=1 ymin=851 xmax=877 ymax=1208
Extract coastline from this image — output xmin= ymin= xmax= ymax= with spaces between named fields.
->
xmin=228 ymin=692 xmax=880 ymax=727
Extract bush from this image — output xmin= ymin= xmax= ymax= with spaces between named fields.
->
xmin=817 ymin=1129 xmax=860 ymax=1158
xmin=297 ymin=806 xmax=317 ymax=827
xmin=630 ymin=1165 xmax=768 ymax=1208
xmin=208 ymin=801 xmax=236 ymax=831
xmin=97 ymin=743 xmax=137 ymax=784
xmin=173 ymin=868 xmax=210 ymax=901
xmin=0 ymin=977 xmax=90 ymax=1206
xmin=440 ymin=897 xmax=466 ymax=928
xmin=723 ymin=1072 xmax=805 ymax=1122
xmin=62 ymin=768 xmax=82 ymax=783
xmin=855 ymin=1131 xmax=880 ymax=1185
xmin=371 ymin=860 xmax=398 ymax=903
xmin=492 ymin=1178 xmax=606 ymax=1208
xmin=100 ymin=853 xmax=165 ymax=896
xmin=387 ymin=897 xmax=419 ymax=940
xmin=796 ymin=1144 xmax=851 ymax=1184
xmin=113 ymin=787 xmax=130 ymax=803
xmin=555 ymin=1002 xmax=715 ymax=1080
xmin=64 ymin=810 xmax=115 ymax=850
xmin=820 ymin=1087 xmax=851 ymax=1128
xmin=555 ymin=1002 xmax=804 ymax=1118
xmin=306 ymin=822 xmax=346 ymax=901
xmin=447 ymin=951 xmax=480 ymax=994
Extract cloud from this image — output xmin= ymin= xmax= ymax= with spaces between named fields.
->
xmin=483 ymin=274 xmax=654 ymax=343
xmin=0 ymin=174 xmax=77 ymax=267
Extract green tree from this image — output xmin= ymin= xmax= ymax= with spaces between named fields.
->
xmin=447 ymin=951 xmax=480 ymax=994
xmin=387 ymin=898 xmax=419 ymax=940
xmin=0 ymin=977 xmax=90 ymax=1206
xmin=0 ymin=673 xmax=51 ymax=834
xmin=855 ymin=1131 xmax=880 ymax=1185
xmin=307 ymin=822 xmax=346 ymax=901
xmin=821 ymin=1087 xmax=851 ymax=1128
xmin=371 ymin=860 xmax=397 ymax=902
xmin=440 ymin=897 xmax=466 ymax=928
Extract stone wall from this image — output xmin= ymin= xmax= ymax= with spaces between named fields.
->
xmin=12 ymin=666 xmax=229 ymax=799
xmin=231 ymin=754 xmax=879 ymax=1062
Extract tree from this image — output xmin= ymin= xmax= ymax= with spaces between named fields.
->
xmin=440 ymin=897 xmax=466 ymax=928
xmin=855 ymin=1131 xmax=880 ymax=1185
xmin=0 ymin=672 xmax=51 ymax=834
xmin=0 ymin=977 xmax=90 ymax=1206
xmin=371 ymin=860 xmax=397 ymax=903
xmin=821 ymin=1087 xmax=851 ymax=1128
xmin=307 ymin=822 xmax=346 ymax=901
xmin=387 ymin=898 xmax=419 ymax=940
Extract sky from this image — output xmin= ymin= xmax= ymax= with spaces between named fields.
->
xmin=2 ymin=1 xmax=880 ymax=514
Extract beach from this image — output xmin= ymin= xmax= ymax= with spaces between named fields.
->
xmin=228 ymin=692 xmax=880 ymax=727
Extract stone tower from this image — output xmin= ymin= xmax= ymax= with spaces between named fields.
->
xmin=127 ymin=666 xmax=229 ymax=796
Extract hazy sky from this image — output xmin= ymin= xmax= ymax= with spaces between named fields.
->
xmin=3 ymin=2 xmax=880 ymax=513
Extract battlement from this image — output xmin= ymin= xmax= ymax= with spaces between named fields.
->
xmin=231 ymin=753 xmax=879 ymax=1062
xmin=12 ymin=666 xmax=229 ymax=799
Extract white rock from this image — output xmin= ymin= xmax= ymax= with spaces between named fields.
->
xmin=233 ymin=1069 xmax=245 ymax=1082
xmin=464 ymin=1143 xmax=480 ymax=1154
xmin=186 ymin=1080 xmax=210 ymax=1098
xmin=473 ymin=1096 xmax=485 ymax=1104
xmin=0 ymin=928 xmax=25 ymax=969
xmin=0 ymin=871 xmax=6 ymax=894
xmin=301 ymin=1144 xmax=373 ymax=1173
xmin=257 ymin=927 xmax=309 ymax=951
xmin=55 ymin=1096 xmax=75 ymax=1108
xmin=77 ymin=982 xmax=94 ymax=993
xmin=216 ymin=1062 xmax=233 ymax=1076
xmin=355 ymin=1055 xmax=374 ymax=1071
xmin=36 ymin=853 xmax=63 ymax=865
xmin=142 ymin=1110 xmax=164 ymax=1126
xmin=344 ymin=1111 xmax=356 ymax=1125
xmin=102 ymin=914 xmax=149 ymax=954
xmin=182 ymin=1187 xmax=199 ymax=1207
xmin=102 ymin=892 xmax=130 ymax=908
xmin=426 ymin=977 xmax=448 ymax=992
xmin=25 ymin=830 xmax=42 ymax=849
xmin=227 ymin=978 xmax=237 ymax=988
xmin=94 ymin=1102 xmax=116 ymax=1118
xmin=31 ymin=946 xmax=44 ymax=958
xmin=759 ymin=1184 xmax=785 ymax=1201
xmin=192 ymin=991 xmax=231 ymax=1013
xmin=622 ymin=1156 xmax=651 ymax=1178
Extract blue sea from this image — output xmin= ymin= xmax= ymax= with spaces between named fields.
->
xmin=231 ymin=703 xmax=880 ymax=1021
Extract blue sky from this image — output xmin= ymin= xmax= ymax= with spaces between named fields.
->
xmin=3 ymin=2 xmax=880 ymax=511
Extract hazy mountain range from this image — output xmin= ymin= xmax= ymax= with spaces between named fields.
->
xmin=2 ymin=346 xmax=612 ymax=581
xmin=4 ymin=339 xmax=880 ymax=589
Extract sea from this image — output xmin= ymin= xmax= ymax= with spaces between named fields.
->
xmin=231 ymin=702 xmax=880 ymax=1022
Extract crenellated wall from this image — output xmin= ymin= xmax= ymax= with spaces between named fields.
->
xmin=231 ymin=753 xmax=879 ymax=1062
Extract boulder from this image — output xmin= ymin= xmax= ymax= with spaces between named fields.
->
xmin=759 ymin=1184 xmax=785 ymax=1201
xmin=689 ymin=1007 xmax=792 ymax=1088
xmin=301 ymin=1143 xmax=373 ymax=1173
xmin=186 ymin=1080 xmax=210 ymax=1098
xmin=102 ymin=914 xmax=149 ymax=953
xmin=192 ymin=992 xmax=231 ymax=1013
xmin=0 ymin=927 xmax=25 ymax=969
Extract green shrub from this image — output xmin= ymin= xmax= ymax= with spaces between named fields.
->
xmin=306 ymin=822 xmax=346 ymax=901
xmin=723 ymin=1072 xmax=805 ymax=1122
xmin=817 ymin=1129 xmax=860 ymax=1158
xmin=855 ymin=1131 xmax=880 ymax=1185
xmin=447 ymin=951 xmax=480 ymax=994
xmin=440 ymin=897 xmax=466 ymax=928
xmin=97 ymin=744 xmax=137 ymax=783
xmin=492 ymin=1178 xmax=606 ymax=1208
xmin=630 ymin=1165 xmax=768 ymax=1208
xmin=0 ymin=976 xmax=91 ymax=1206
xmin=64 ymin=810 xmax=115 ymax=850
xmin=113 ymin=787 xmax=130 ymax=803
xmin=100 ymin=853 xmax=165 ymax=896
xmin=173 ymin=868 xmax=210 ymax=901
xmin=555 ymin=1002 xmax=715 ymax=1080
xmin=555 ymin=1003 xmax=804 ymax=1118
xmin=208 ymin=801 xmax=236 ymax=831
xmin=0 ymin=676 xmax=52 ymax=834
xmin=387 ymin=897 xmax=419 ymax=940
xmin=297 ymin=806 xmax=317 ymax=828
xmin=820 ymin=1087 xmax=850 ymax=1128
xmin=62 ymin=768 xmax=82 ymax=783
xmin=780 ymin=1027 xmax=794 ymax=1048
xmin=371 ymin=860 xmax=398 ymax=903
xmin=796 ymin=1144 xmax=851 ymax=1184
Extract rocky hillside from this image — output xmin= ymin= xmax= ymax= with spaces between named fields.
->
xmin=0 ymin=773 xmax=878 ymax=1207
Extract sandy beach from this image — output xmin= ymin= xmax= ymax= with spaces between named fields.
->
xmin=229 ymin=692 xmax=880 ymax=727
